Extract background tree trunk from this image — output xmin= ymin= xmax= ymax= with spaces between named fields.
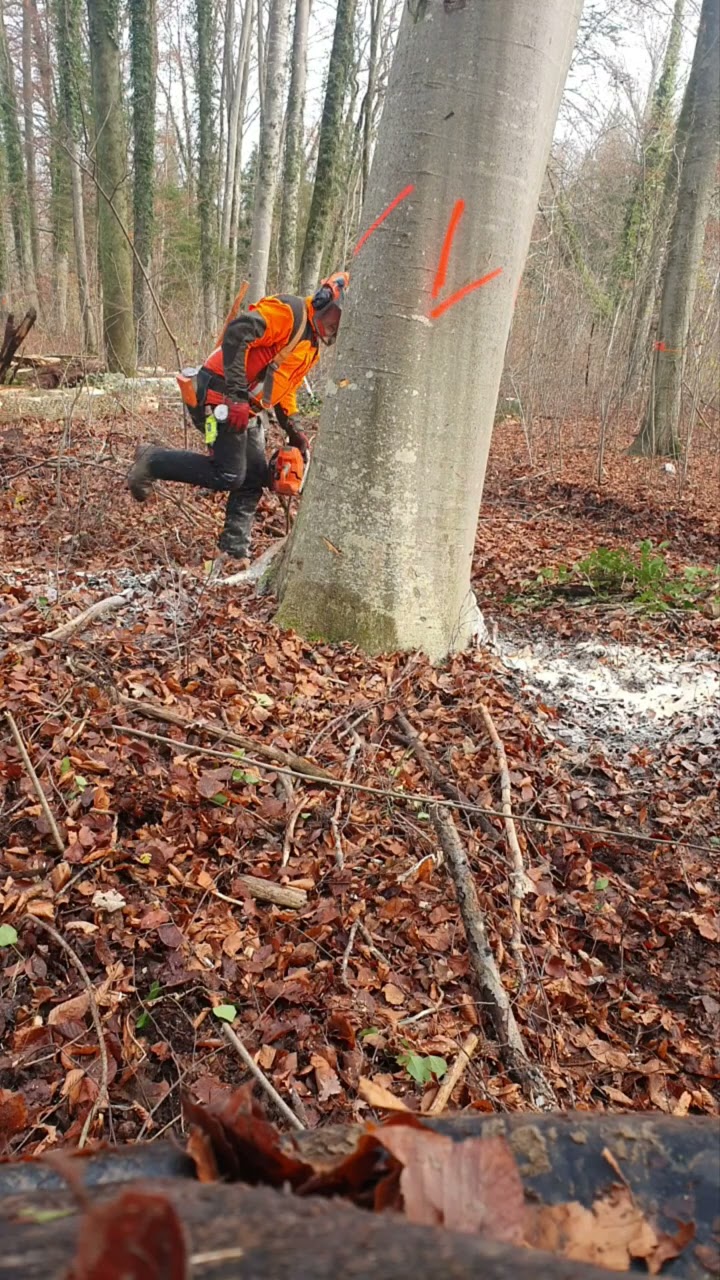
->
xmin=55 ymin=0 xmax=98 ymax=352
xmin=21 ymin=0 xmax=39 ymax=281
xmin=630 ymin=0 xmax=720 ymax=456
xmin=247 ymin=0 xmax=291 ymax=301
xmin=361 ymin=0 xmax=383 ymax=203
xmin=277 ymin=0 xmax=310 ymax=289
xmin=0 ymin=0 xmax=38 ymax=311
xmin=196 ymin=0 xmax=219 ymax=336
xmin=130 ymin=0 xmax=157 ymax=363
xmin=220 ymin=0 xmax=253 ymax=306
xmin=87 ymin=0 xmax=136 ymax=372
xmin=298 ymin=0 xmax=357 ymax=292
xmin=276 ymin=0 xmax=583 ymax=659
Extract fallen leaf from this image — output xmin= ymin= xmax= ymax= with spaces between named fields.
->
xmin=0 ymin=1089 xmax=29 ymax=1143
xmin=376 ymin=1121 xmax=525 ymax=1243
xmin=358 ymin=1078 xmax=410 ymax=1112
xmin=48 ymin=991 xmax=91 ymax=1026
xmin=311 ymin=1053 xmax=343 ymax=1103
xmin=526 ymin=1186 xmax=659 ymax=1271
xmin=67 ymin=1189 xmax=189 ymax=1278
xmin=382 ymin=983 xmax=405 ymax=1007
xmin=92 ymin=890 xmax=126 ymax=914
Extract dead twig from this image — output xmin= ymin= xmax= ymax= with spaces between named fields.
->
xmin=119 ymin=698 xmax=335 ymax=782
xmin=38 ymin=591 xmax=132 ymax=643
xmin=394 ymin=711 xmax=498 ymax=841
xmin=282 ymin=799 xmax=309 ymax=868
xmin=5 ymin=711 xmax=65 ymax=854
xmin=22 ymin=916 xmax=110 ymax=1145
xmin=430 ymin=806 xmax=556 ymax=1109
xmin=220 ymin=1023 xmax=304 ymax=1130
xmin=340 ymin=920 xmax=360 ymax=988
xmin=478 ymin=702 xmax=532 ymax=985
xmin=330 ymin=732 xmax=362 ymax=868
xmin=212 ymin=879 xmax=307 ymax=911
xmin=430 ymin=1032 xmax=480 ymax=1114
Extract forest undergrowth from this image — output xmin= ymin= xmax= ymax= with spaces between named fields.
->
xmin=0 ymin=408 xmax=718 ymax=1154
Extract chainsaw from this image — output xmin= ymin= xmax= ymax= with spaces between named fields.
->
xmin=269 ymin=445 xmax=307 ymax=497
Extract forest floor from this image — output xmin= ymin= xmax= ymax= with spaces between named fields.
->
xmin=0 ymin=404 xmax=718 ymax=1156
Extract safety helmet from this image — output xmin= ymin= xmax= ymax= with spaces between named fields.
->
xmin=309 ymin=271 xmax=349 ymax=346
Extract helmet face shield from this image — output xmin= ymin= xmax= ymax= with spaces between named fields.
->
xmin=313 ymin=300 xmax=342 ymax=346
xmin=310 ymin=272 xmax=349 ymax=345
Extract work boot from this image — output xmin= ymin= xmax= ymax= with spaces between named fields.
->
xmin=127 ymin=444 xmax=160 ymax=502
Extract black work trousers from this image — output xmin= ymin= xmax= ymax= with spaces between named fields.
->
xmin=147 ymin=419 xmax=269 ymax=558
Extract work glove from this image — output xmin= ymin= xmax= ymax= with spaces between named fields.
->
xmin=226 ymin=399 xmax=250 ymax=431
xmin=287 ymin=427 xmax=309 ymax=461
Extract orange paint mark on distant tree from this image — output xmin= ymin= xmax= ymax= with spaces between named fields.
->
xmin=354 ymin=184 xmax=415 ymax=256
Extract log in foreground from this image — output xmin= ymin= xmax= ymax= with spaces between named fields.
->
xmin=0 ymin=1113 xmax=717 ymax=1277
xmin=0 ymin=1178 xmax=624 ymax=1280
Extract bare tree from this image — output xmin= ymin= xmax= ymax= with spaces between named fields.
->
xmin=277 ymin=0 xmax=309 ymax=289
xmin=631 ymin=0 xmax=720 ymax=455
xmin=247 ymin=0 xmax=291 ymax=301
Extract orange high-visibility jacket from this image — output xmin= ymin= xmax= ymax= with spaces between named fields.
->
xmin=202 ymin=295 xmax=318 ymax=417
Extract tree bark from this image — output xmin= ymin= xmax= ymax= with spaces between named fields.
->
xmin=276 ymin=0 xmax=583 ymax=659
xmin=55 ymin=0 xmax=98 ymax=353
xmin=196 ymin=0 xmax=219 ymax=336
xmin=630 ymin=0 xmax=720 ymax=456
xmin=87 ymin=0 xmax=136 ymax=372
xmin=247 ymin=0 xmax=291 ymax=301
xmin=298 ymin=0 xmax=357 ymax=293
xmin=277 ymin=0 xmax=310 ymax=289
xmin=130 ymin=0 xmax=157 ymax=363
xmin=0 ymin=0 xmax=38 ymax=311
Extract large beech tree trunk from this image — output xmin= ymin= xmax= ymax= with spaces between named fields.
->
xmin=276 ymin=0 xmax=583 ymax=659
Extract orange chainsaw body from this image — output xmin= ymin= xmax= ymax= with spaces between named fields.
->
xmin=271 ymin=446 xmax=305 ymax=496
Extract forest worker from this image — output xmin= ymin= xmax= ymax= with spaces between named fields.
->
xmin=127 ymin=272 xmax=349 ymax=563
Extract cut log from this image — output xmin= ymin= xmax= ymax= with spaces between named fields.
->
xmin=0 ymin=1115 xmax=716 ymax=1276
xmin=0 ymin=1178 xmax=620 ymax=1280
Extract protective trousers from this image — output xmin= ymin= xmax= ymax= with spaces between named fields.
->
xmin=146 ymin=419 xmax=268 ymax=558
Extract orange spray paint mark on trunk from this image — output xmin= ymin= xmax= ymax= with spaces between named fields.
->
xmin=429 ymin=267 xmax=503 ymax=320
xmin=432 ymin=199 xmax=466 ymax=299
xmin=354 ymin=184 xmax=415 ymax=256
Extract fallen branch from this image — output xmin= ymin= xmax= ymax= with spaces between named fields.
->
xmin=340 ymin=920 xmax=360 ymax=988
xmin=429 ymin=1032 xmax=479 ymax=1114
xmin=5 ymin=711 xmax=65 ymax=854
xmin=394 ymin=711 xmax=497 ymax=841
xmin=220 ymin=1023 xmax=304 ymax=1130
xmin=38 ymin=591 xmax=132 ymax=643
xmin=282 ymin=799 xmax=308 ymax=868
xmin=119 ymin=698 xmax=335 ymax=782
xmin=430 ymin=806 xmax=556 ymax=1109
xmin=21 ymin=916 xmax=110 ymax=1145
xmin=330 ymin=732 xmax=362 ymax=869
xmin=478 ymin=702 xmax=532 ymax=985
xmin=216 ymin=539 xmax=287 ymax=587
xmin=212 ymin=878 xmax=307 ymax=911
xmin=109 ymin=723 xmax=717 ymax=856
